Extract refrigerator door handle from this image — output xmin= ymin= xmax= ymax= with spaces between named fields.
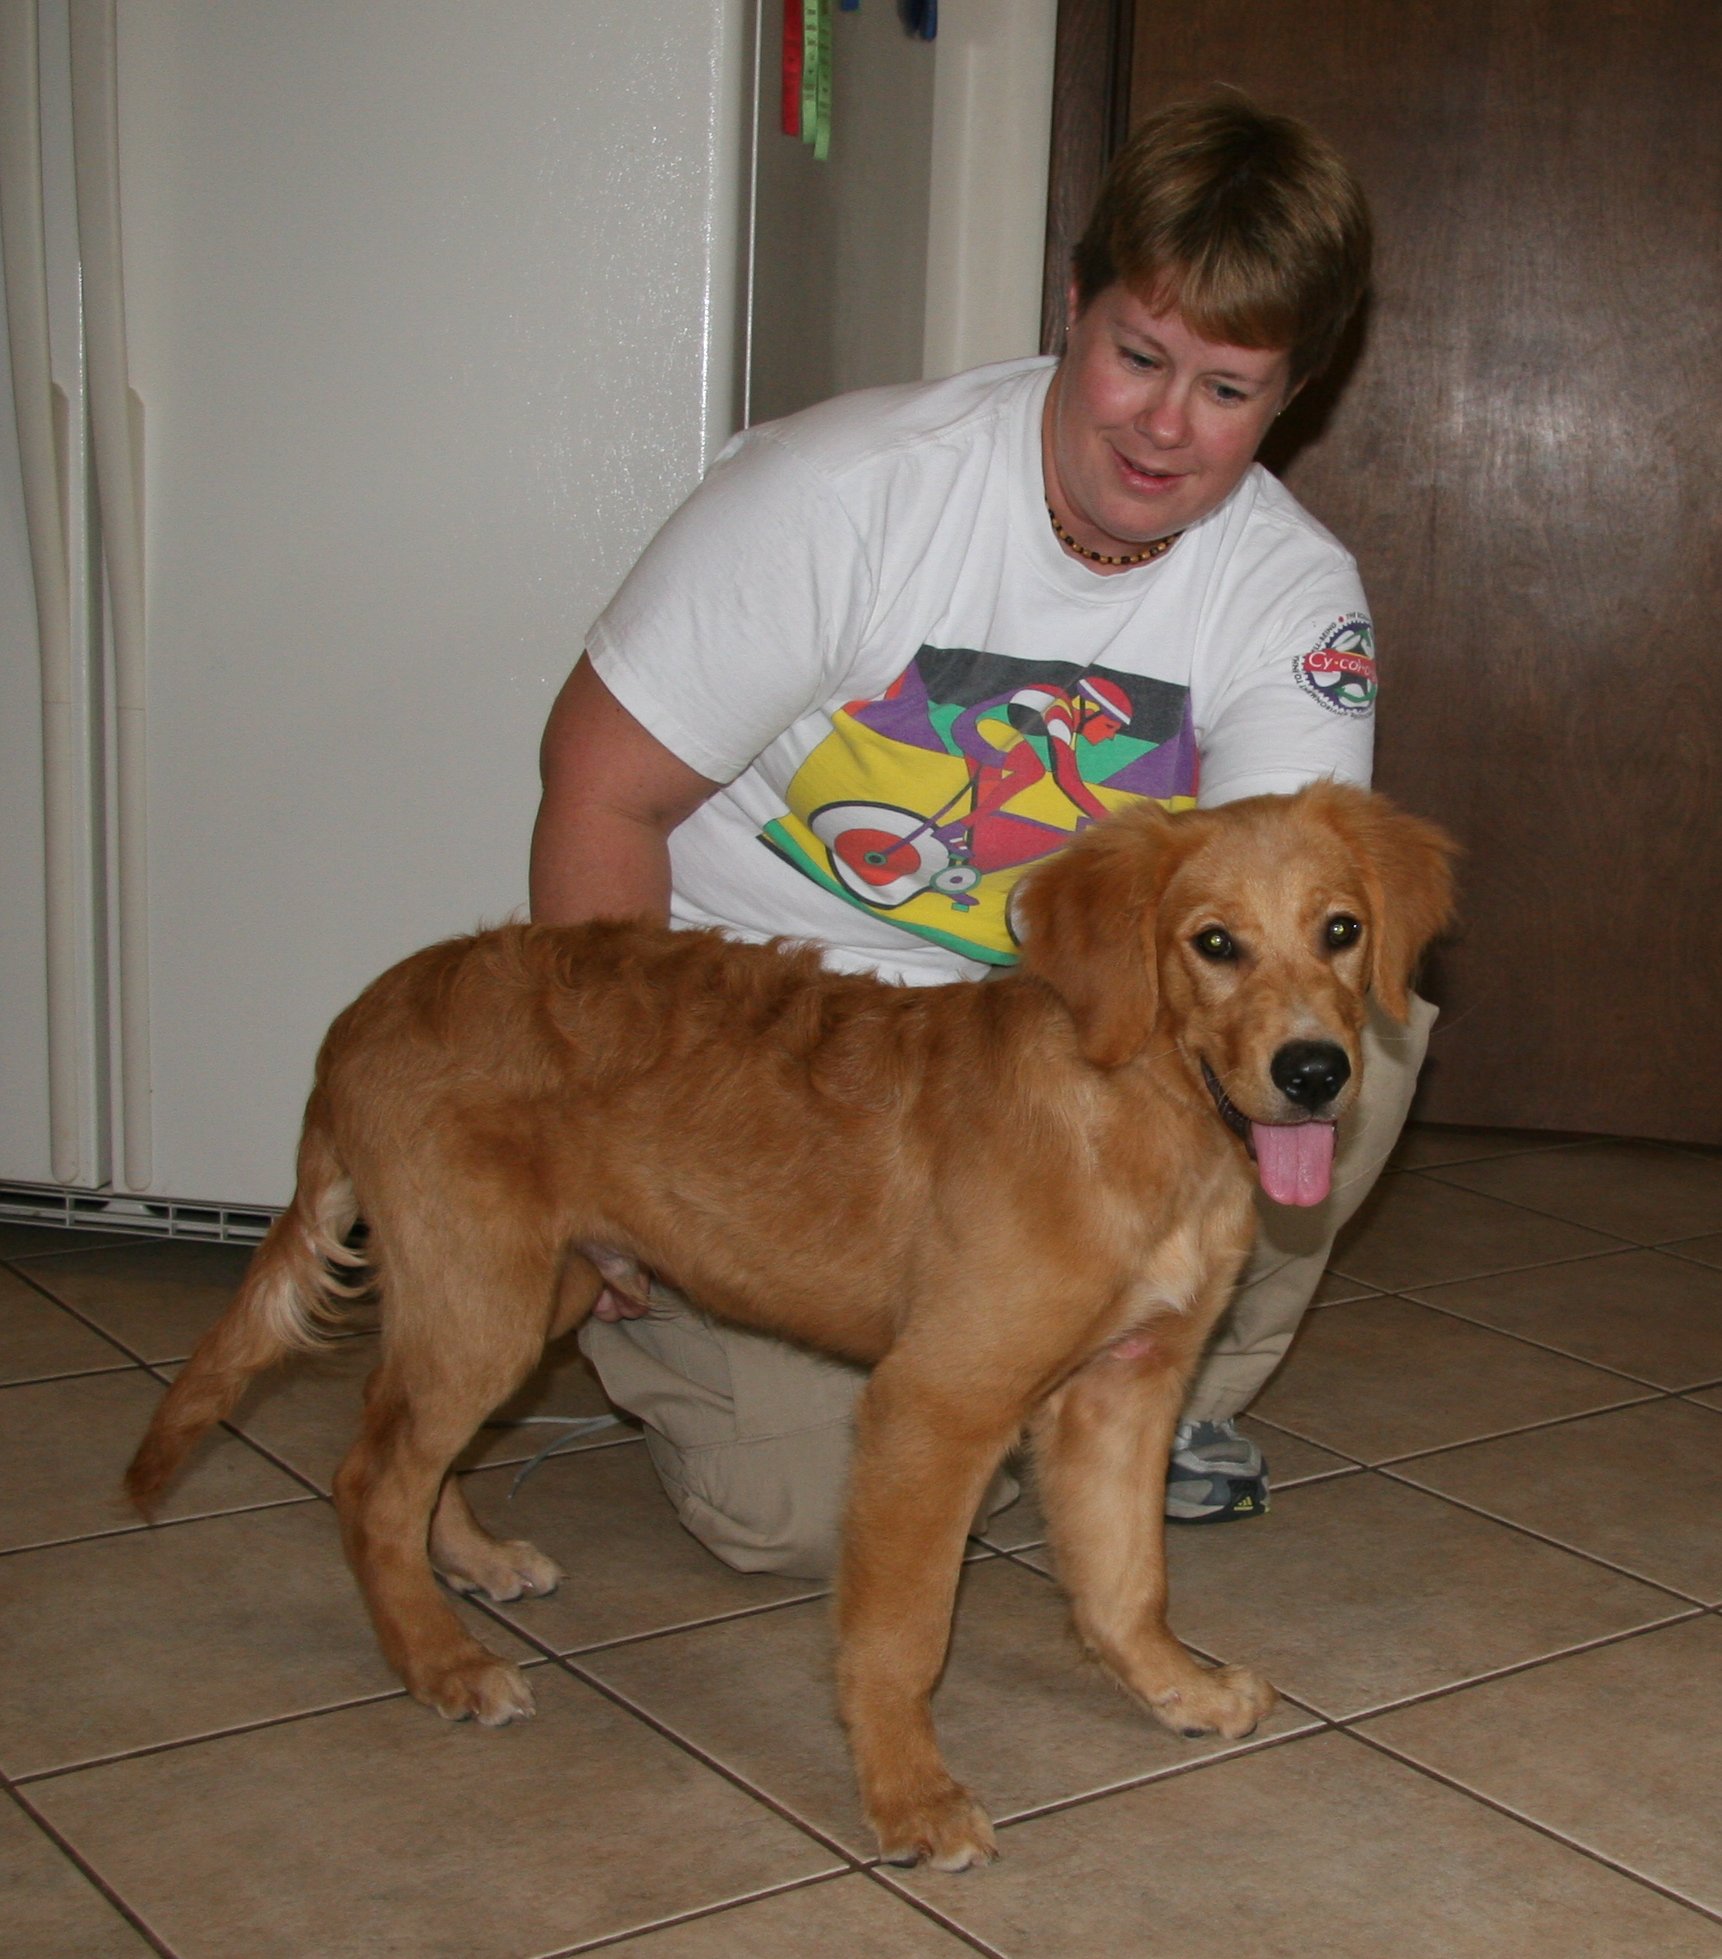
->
xmin=0 ymin=0 xmax=88 ymax=1184
xmin=70 ymin=0 xmax=151 ymax=1188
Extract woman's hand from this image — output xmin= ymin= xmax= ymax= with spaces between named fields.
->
xmin=591 ymin=1286 xmax=653 ymax=1322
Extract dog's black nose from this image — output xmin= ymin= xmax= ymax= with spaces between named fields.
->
xmin=1270 ymin=1041 xmax=1351 ymax=1110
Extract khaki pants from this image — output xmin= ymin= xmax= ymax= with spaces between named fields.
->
xmin=581 ymin=996 xmax=1435 ymax=1578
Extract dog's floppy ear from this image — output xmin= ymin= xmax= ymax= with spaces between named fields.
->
xmin=1311 ymin=783 xmax=1459 ymax=1021
xmin=1013 ymin=803 xmax=1183 ymax=1068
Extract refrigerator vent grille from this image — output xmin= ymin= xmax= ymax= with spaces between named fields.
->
xmin=0 ymin=1182 xmax=277 ymax=1246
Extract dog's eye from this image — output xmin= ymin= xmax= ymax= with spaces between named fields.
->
xmin=1192 ymin=927 xmax=1237 ymax=962
xmin=1325 ymin=914 xmax=1362 ymax=949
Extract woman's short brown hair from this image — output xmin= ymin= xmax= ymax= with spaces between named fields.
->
xmin=1071 ymin=91 xmax=1372 ymax=385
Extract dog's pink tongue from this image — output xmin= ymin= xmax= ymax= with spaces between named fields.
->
xmin=1251 ymin=1121 xmax=1337 ymax=1208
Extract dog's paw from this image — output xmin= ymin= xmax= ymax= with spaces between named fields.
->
xmin=436 ymin=1537 xmax=564 ymax=1604
xmin=871 ymin=1784 xmax=1000 ymax=1872
xmin=418 ymin=1653 xmax=537 ymax=1728
xmin=1150 ymin=1662 xmax=1276 ymax=1741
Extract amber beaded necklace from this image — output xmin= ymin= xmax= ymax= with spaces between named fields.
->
xmin=1046 ymin=504 xmax=1181 ymax=568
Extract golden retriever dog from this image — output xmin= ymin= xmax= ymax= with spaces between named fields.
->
xmin=127 ymin=782 xmax=1454 ymax=1870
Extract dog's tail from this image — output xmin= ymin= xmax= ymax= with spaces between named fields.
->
xmin=124 ymin=1090 xmax=366 ymax=1514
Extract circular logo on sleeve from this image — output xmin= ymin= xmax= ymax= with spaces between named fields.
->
xmin=1294 ymin=616 xmax=1377 ymax=716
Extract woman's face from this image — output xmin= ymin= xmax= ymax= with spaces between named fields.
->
xmin=1043 ymin=282 xmax=1296 ymax=561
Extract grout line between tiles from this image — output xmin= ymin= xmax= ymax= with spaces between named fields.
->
xmin=1342 ymin=1724 xmax=1722 ymax=1929
xmin=535 ymin=1869 xmax=894 ymax=1959
xmin=1371 ymin=1459 xmax=1715 ymax=1606
xmin=7 ymin=1678 xmax=451 ymax=1785
xmin=1411 ymin=1165 xmax=1714 ymax=1249
xmin=3 ymin=1780 xmax=180 ymax=1957
xmin=3 ymin=1251 xmax=372 ymax=1370
xmin=996 ymin=1474 xmax=1713 ymax=1712
xmin=1320 ymin=1608 xmax=1708 ymax=1730
xmin=0 ymin=1358 xmax=139 ymax=1389
xmin=1659 ymin=1241 xmax=1722 ymax=1276
xmin=490 ymin=1583 xmax=836 ymax=1662
xmin=0 ymin=1239 xmax=159 ymax=1270
xmin=1258 ymin=1459 xmax=1368 ymax=1493
xmin=1399 ymin=1282 xmax=1722 ymax=1392
xmin=164 ymin=1419 xmax=338 ymax=1506
xmin=0 ymin=1281 xmax=349 ymax=1520
xmin=1364 ymin=1386 xmax=1670 ymax=1468
xmin=1326 ymin=1232 xmax=1637 ymax=1297
xmin=0 ymin=1491 xmax=322 ymax=1562
xmin=3 ymin=1263 xmax=163 ymax=1367
xmin=974 ymin=1714 xmax=1335 ymax=1840
xmin=1223 ymin=1411 xmax=1389 ymax=1472
xmin=1384 ymin=1137 xmax=1596 ymax=1172
xmin=985 ymin=1484 xmax=1713 ymax=1735
xmin=545 ymin=1862 xmax=1013 ymax=1959
xmin=552 ymin=1651 xmax=871 ymax=1874
xmin=1003 ymin=1707 xmax=1340 ymax=1829
xmin=1254 ymin=1382 xmax=1667 ymax=1480
xmin=973 ymin=1453 xmax=1366 ymax=1562
xmin=1237 ymin=1408 xmax=1371 ymax=1458
xmin=861 ymin=1866 xmax=1015 ymax=1957
xmin=141 ymin=1349 xmax=643 ymax=1493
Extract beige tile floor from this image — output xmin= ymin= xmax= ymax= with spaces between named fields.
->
xmin=4 ymin=1126 xmax=1722 ymax=1957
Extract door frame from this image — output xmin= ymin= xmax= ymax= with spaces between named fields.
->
xmin=1039 ymin=0 xmax=1133 ymax=354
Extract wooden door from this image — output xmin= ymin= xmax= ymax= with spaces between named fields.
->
xmin=1044 ymin=0 xmax=1722 ymax=1143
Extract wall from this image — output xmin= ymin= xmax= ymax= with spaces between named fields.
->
xmin=747 ymin=4 xmax=936 ymax=424
xmin=747 ymin=0 xmax=1056 ymax=425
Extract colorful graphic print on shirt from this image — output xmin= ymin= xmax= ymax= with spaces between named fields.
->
xmin=758 ymin=645 xmax=1197 ymax=964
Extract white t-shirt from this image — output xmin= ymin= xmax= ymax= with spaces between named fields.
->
xmin=588 ymin=357 xmax=1376 ymax=985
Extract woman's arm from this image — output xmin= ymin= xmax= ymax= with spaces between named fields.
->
xmin=529 ymin=654 xmax=723 ymax=926
xmin=531 ymin=656 xmax=722 ymax=1319
xmin=1194 ymin=576 xmax=1377 ymax=809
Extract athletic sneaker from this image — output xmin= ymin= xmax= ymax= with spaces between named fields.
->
xmin=1166 ymin=1419 xmax=1269 ymax=1524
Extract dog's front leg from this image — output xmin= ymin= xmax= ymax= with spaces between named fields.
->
xmin=837 ymin=1356 xmax=1018 ymax=1871
xmin=1031 ymin=1330 xmax=1276 ymax=1742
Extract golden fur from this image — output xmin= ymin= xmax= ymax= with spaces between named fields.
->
xmin=127 ymin=783 xmax=1454 ymax=1870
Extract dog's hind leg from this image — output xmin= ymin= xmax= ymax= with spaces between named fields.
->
xmin=429 ymin=1477 xmax=563 ymax=1603
xmin=332 ymin=1226 xmax=559 ymax=1727
xmin=423 ymin=1249 xmax=605 ymax=1601
xmin=1030 ymin=1331 xmax=1276 ymax=1743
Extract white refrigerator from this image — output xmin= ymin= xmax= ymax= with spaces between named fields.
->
xmin=0 ymin=0 xmax=1052 ymax=1234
